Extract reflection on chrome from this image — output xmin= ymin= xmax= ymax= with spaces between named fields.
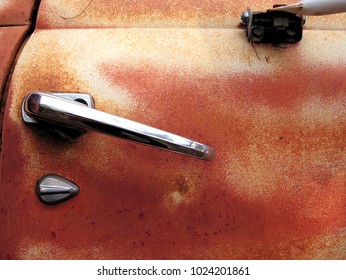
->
xmin=22 ymin=92 xmax=214 ymax=160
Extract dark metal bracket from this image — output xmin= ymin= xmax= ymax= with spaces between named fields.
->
xmin=241 ymin=5 xmax=306 ymax=44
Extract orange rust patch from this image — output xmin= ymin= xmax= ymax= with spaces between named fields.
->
xmin=10 ymin=41 xmax=82 ymax=96
xmin=1 ymin=59 xmax=344 ymax=259
xmin=95 ymin=62 xmax=345 ymax=257
xmin=1 ymin=8 xmax=345 ymax=259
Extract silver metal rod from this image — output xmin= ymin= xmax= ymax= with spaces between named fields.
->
xmin=23 ymin=92 xmax=214 ymax=160
xmin=268 ymin=0 xmax=346 ymax=16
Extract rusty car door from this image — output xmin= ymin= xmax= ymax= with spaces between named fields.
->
xmin=0 ymin=0 xmax=345 ymax=259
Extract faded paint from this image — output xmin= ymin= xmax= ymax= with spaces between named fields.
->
xmin=0 ymin=1 xmax=345 ymax=259
xmin=36 ymin=0 xmax=346 ymax=30
xmin=0 ymin=0 xmax=11 ymax=10
xmin=0 ymin=0 xmax=39 ymax=129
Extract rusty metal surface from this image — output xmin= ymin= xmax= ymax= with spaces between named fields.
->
xmin=0 ymin=27 xmax=29 ymax=101
xmin=0 ymin=0 xmax=345 ymax=259
xmin=0 ymin=0 xmax=37 ymax=25
xmin=36 ymin=0 xmax=346 ymax=30
xmin=0 ymin=0 xmax=38 ymax=122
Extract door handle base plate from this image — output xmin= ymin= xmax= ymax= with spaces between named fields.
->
xmin=22 ymin=92 xmax=95 ymax=124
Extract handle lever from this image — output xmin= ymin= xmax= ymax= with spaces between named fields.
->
xmin=22 ymin=92 xmax=214 ymax=160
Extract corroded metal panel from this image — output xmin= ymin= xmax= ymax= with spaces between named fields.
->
xmin=36 ymin=0 xmax=346 ymax=30
xmin=0 ymin=0 xmax=37 ymax=25
xmin=0 ymin=0 xmax=39 ymax=124
xmin=0 ymin=27 xmax=29 ymax=100
xmin=0 ymin=0 xmax=345 ymax=259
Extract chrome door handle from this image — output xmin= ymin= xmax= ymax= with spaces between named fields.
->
xmin=22 ymin=92 xmax=214 ymax=160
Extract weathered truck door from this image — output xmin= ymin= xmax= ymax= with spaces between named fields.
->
xmin=0 ymin=0 xmax=345 ymax=259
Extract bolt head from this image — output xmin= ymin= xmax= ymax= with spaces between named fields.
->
xmin=241 ymin=11 xmax=249 ymax=24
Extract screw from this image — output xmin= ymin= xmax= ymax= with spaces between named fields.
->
xmin=241 ymin=11 xmax=249 ymax=24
